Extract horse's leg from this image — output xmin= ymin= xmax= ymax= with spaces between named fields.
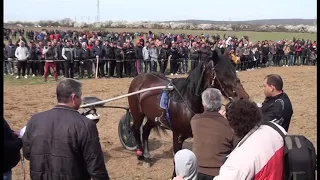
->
xmin=171 ymin=132 xmax=188 ymax=179
xmin=141 ymin=119 xmax=155 ymax=165
xmin=131 ymin=112 xmax=145 ymax=160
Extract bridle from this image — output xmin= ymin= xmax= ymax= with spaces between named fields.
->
xmin=210 ymin=62 xmax=238 ymax=102
xmin=196 ymin=61 xmax=238 ymax=101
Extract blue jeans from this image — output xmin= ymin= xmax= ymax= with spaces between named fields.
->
xmin=151 ymin=61 xmax=157 ymax=72
xmin=3 ymin=170 xmax=12 ymax=180
xmin=289 ymin=55 xmax=295 ymax=66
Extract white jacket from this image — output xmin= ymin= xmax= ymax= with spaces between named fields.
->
xmin=142 ymin=46 xmax=150 ymax=61
xmin=214 ymin=122 xmax=286 ymax=180
xmin=15 ymin=46 xmax=29 ymax=61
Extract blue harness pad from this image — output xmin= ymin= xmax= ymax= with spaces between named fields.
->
xmin=160 ymin=91 xmax=168 ymax=109
xmin=159 ymin=91 xmax=171 ymax=127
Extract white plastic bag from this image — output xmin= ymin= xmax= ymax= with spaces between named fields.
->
xmin=20 ymin=126 xmax=26 ymax=137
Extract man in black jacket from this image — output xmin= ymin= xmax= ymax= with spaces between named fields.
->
xmin=5 ymin=39 xmax=17 ymax=75
xmin=199 ymin=43 xmax=211 ymax=63
xmin=190 ymin=42 xmax=200 ymax=71
xmin=261 ymin=74 xmax=293 ymax=131
xmin=134 ymin=42 xmax=143 ymax=75
xmin=92 ymin=40 xmax=106 ymax=78
xmin=3 ymin=119 xmax=22 ymax=180
xmin=104 ymin=41 xmax=115 ymax=77
xmin=158 ymin=43 xmax=169 ymax=74
xmin=169 ymin=42 xmax=180 ymax=75
xmin=55 ymin=41 xmax=64 ymax=76
xmin=79 ymin=42 xmax=93 ymax=78
xmin=43 ymin=41 xmax=58 ymax=82
xmin=27 ymin=41 xmax=38 ymax=76
xmin=123 ymin=42 xmax=136 ymax=77
xmin=114 ymin=43 xmax=124 ymax=78
xmin=22 ymin=78 xmax=109 ymax=180
xmin=62 ymin=41 xmax=75 ymax=78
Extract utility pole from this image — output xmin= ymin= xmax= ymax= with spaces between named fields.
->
xmin=97 ymin=0 xmax=100 ymax=23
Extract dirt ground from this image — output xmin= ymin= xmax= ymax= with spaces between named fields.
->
xmin=4 ymin=66 xmax=317 ymax=180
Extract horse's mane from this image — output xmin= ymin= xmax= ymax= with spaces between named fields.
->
xmin=149 ymin=53 xmax=236 ymax=99
xmin=171 ymin=61 xmax=205 ymax=97
xmin=148 ymin=72 xmax=169 ymax=81
xmin=215 ymin=54 xmax=237 ymax=79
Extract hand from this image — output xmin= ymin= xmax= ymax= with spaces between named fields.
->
xmin=219 ymin=109 xmax=226 ymax=116
xmin=13 ymin=130 xmax=20 ymax=138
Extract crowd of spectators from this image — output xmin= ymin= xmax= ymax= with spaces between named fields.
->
xmin=3 ymin=28 xmax=317 ymax=81
xmin=5 ymin=28 xmax=315 ymax=179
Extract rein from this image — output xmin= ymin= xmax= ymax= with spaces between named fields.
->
xmin=195 ymin=67 xmax=205 ymax=96
xmin=211 ymin=67 xmax=237 ymax=101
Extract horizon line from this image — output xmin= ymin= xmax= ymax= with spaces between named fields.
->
xmin=3 ymin=18 xmax=317 ymax=23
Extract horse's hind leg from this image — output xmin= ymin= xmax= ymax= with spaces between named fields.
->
xmin=131 ymin=112 xmax=145 ymax=160
xmin=141 ymin=119 xmax=155 ymax=160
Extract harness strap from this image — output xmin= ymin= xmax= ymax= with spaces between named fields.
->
xmin=149 ymin=73 xmax=196 ymax=115
xmin=163 ymin=91 xmax=172 ymax=127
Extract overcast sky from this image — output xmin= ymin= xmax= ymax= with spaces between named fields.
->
xmin=4 ymin=0 xmax=317 ymax=22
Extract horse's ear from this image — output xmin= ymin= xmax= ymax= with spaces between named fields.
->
xmin=211 ymin=50 xmax=219 ymax=65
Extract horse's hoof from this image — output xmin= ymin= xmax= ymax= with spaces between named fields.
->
xmin=137 ymin=155 xmax=145 ymax=161
xmin=143 ymin=153 xmax=151 ymax=159
xmin=143 ymin=161 xmax=151 ymax=168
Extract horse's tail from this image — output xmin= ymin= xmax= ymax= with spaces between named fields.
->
xmin=152 ymin=124 xmax=168 ymax=137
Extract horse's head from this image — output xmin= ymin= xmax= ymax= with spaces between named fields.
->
xmin=202 ymin=50 xmax=249 ymax=100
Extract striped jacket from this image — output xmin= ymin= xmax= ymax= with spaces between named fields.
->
xmin=214 ymin=122 xmax=286 ymax=180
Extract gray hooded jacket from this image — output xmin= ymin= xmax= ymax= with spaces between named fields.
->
xmin=174 ymin=149 xmax=198 ymax=180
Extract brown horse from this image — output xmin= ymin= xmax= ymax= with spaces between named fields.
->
xmin=127 ymin=51 xmax=249 ymax=174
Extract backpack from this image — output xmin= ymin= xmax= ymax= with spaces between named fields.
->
xmin=263 ymin=121 xmax=317 ymax=180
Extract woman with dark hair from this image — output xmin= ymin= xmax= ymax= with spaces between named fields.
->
xmin=214 ymin=99 xmax=286 ymax=180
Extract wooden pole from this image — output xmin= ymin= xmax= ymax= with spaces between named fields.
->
xmin=95 ymin=56 xmax=99 ymax=79
xmin=80 ymin=85 xmax=174 ymax=108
